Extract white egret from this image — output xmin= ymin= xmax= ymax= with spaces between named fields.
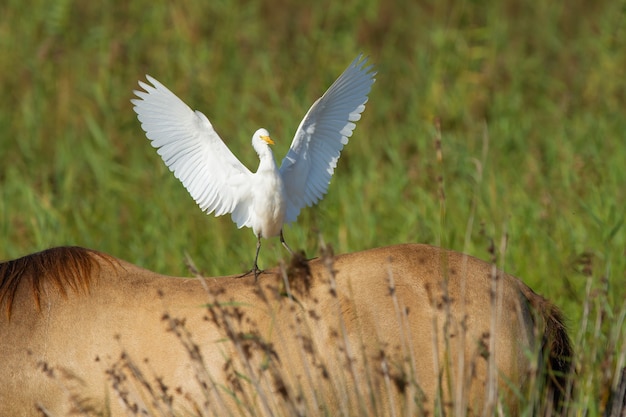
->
xmin=132 ymin=55 xmax=376 ymax=277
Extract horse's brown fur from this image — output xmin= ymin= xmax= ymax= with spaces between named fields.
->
xmin=0 ymin=244 xmax=572 ymax=416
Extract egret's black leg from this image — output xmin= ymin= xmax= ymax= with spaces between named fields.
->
xmin=253 ymin=234 xmax=262 ymax=281
xmin=238 ymin=234 xmax=263 ymax=279
xmin=280 ymin=230 xmax=294 ymax=255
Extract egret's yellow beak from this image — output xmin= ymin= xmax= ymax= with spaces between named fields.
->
xmin=260 ymin=135 xmax=274 ymax=145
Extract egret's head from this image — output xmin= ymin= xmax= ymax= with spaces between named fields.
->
xmin=254 ymin=128 xmax=274 ymax=146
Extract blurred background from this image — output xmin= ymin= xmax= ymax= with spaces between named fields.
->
xmin=1 ymin=2 xmax=625 ymax=405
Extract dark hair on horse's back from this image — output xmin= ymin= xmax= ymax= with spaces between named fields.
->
xmin=0 ymin=247 xmax=115 ymax=319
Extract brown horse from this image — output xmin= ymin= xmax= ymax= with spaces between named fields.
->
xmin=0 ymin=244 xmax=572 ymax=416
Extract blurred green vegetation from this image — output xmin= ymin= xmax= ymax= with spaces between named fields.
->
xmin=1 ymin=0 xmax=625 ymax=412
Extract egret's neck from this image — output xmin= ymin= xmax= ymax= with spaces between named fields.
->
xmin=256 ymin=146 xmax=278 ymax=172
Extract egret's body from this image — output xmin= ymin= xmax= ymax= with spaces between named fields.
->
xmin=132 ymin=55 xmax=376 ymax=274
xmin=248 ymin=132 xmax=286 ymax=240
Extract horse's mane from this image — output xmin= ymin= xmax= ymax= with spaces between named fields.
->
xmin=0 ymin=247 xmax=116 ymax=319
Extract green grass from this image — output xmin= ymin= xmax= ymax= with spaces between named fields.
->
xmin=1 ymin=0 xmax=625 ymax=414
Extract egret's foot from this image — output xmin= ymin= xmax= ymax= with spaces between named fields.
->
xmin=238 ymin=264 xmax=263 ymax=281
xmin=289 ymin=249 xmax=308 ymax=264
xmin=238 ymin=269 xmax=253 ymax=278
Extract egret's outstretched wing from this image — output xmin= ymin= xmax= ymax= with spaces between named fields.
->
xmin=132 ymin=76 xmax=254 ymax=228
xmin=279 ymin=55 xmax=376 ymax=224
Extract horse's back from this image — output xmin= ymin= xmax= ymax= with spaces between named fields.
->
xmin=0 ymin=244 xmax=571 ymax=416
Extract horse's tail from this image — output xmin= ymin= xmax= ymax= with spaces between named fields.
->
xmin=521 ymin=284 xmax=574 ymax=414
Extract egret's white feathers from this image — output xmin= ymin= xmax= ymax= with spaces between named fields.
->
xmin=131 ymin=75 xmax=254 ymax=228
xmin=280 ymin=55 xmax=376 ymax=223
xmin=132 ymin=55 xmax=375 ymax=241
